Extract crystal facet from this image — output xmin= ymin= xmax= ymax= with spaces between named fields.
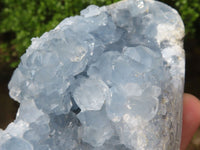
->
xmin=0 ymin=0 xmax=185 ymax=150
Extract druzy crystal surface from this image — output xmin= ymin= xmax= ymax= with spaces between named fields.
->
xmin=0 ymin=0 xmax=185 ymax=149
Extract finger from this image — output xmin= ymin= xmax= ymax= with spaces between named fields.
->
xmin=180 ymin=93 xmax=200 ymax=150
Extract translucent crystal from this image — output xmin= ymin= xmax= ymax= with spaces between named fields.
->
xmin=73 ymin=77 xmax=111 ymax=112
xmin=0 ymin=0 xmax=185 ymax=150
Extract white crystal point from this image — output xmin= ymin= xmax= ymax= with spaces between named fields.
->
xmin=2 ymin=0 xmax=185 ymax=150
xmin=80 ymin=5 xmax=101 ymax=18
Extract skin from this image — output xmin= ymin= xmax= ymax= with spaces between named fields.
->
xmin=180 ymin=93 xmax=200 ymax=150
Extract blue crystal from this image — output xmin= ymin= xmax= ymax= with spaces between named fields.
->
xmin=0 ymin=0 xmax=185 ymax=149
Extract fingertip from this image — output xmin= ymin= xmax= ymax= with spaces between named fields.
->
xmin=183 ymin=93 xmax=200 ymax=124
xmin=181 ymin=93 xmax=200 ymax=150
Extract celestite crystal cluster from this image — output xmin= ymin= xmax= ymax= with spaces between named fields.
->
xmin=0 ymin=0 xmax=185 ymax=149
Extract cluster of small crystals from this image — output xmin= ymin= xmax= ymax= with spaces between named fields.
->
xmin=0 ymin=0 xmax=185 ymax=150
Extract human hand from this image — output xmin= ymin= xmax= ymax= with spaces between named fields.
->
xmin=180 ymin=93 xmax=200 ymax=150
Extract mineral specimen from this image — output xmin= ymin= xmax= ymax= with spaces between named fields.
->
xmin=0 ymin=0 xmax=185 ymax=149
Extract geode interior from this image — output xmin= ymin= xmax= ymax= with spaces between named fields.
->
xmin=0 ymin=0 xmax=185 ymax=150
